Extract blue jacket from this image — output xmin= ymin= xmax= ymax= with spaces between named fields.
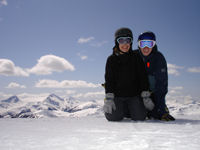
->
xmin=134 ymin=46 xmax=168 ymax=118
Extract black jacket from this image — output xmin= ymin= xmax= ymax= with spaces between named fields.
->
xmin=105 ymin=49 xmax=149 ymax=97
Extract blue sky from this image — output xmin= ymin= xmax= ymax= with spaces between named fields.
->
xmin=0 ymin=0 xmax=200 ymax=100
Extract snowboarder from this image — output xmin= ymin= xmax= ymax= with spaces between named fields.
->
xmin=103 ymin=28 xmax=151 ymax=121
xmin=135 ymin=31 xmax=175 ymax=121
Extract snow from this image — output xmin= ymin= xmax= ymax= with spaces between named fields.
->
xmin=0 ymin=116 xmax=200 ymax=150
xmin=0 ymin=94 xmax=200 ymax=149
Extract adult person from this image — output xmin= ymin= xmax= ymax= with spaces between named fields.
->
xmin=135 ymin=31 xmax=175 ymax=121
xmin=103 ymin=28 xmax=151 ymax=121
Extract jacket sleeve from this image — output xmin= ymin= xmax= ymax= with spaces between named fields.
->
xmin=154 ymin=53 xmax=168 ymax=113
xmin=154 ymin=53 xmax=168 ymax=95
xmin=105 ymin=56 xmax=115 ymax=94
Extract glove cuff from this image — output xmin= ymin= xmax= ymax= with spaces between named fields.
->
xmin=106 ymin=93 xmax=114 ymax=100
xmin=141 ymin=91 xmax=151 ymax=98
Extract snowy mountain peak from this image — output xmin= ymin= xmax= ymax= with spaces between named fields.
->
xmin=47 ymin=94 xmax=64 ymax=101
xmin=2 ymin=96 xmax=20 ymax=103
xmin=43 ymin=94 xmax=66 ymax=110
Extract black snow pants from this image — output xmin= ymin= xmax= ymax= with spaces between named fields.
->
xmin=105 ymin=96 xmax=147 ymax=121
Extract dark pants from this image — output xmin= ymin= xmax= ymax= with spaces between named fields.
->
xmin=148 ymin=93 xmax=169 ymax=119
xmin=105 ymin=96 xmax=147 ymax=121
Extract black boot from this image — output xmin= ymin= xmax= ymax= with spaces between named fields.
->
xmin=161 ymin=113 xmax=175 ymax=121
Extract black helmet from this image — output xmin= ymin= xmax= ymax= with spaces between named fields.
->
xmin=138 ymin=31 xmax=156 ymax=41
xmin=115 ymin=27 xmax=133 ymax=40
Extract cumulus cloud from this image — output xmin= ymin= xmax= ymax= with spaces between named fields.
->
xmin=167 ymin=63 xmax=184 ymax=76
xmin=187 ymin=67 xmax=200 ymax=73
xmin=78 ymin=37 xmax=94 ymax=44
xmin=0 ymin=59 xmax=29 ymax=77
xmin=35 ymin=79 xmax=100 ymax=88
xmin=6 ymin=82 xmax=26 ymax=89
xmin=0 ymin=0 xmax=8 ymax=6
xmin=0 ymin=55 xmax=75 ymax=76
xmin=28 ymin=55 xmax=75 ymax=75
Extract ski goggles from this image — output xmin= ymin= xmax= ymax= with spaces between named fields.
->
xmin=117 ymin=37 xmax=132 ymax=44
xmin=138 ymin=40 xmax=156 ymax=48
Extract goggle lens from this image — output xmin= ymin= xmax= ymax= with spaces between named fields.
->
xmin=139 ymin=40 xmax=155 ymax=48
xmin=117 ymin=37 xmax=132 ymax=44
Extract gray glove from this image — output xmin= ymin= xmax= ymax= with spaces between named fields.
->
xmin=141 ymin=91 xmax=155 ymax=111
xmin=103 ymin=93 xmax=116 ymax=114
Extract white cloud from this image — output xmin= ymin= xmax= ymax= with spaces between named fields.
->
xmin=17 ymin=93 xmax=50 ymax=102
xmin=74 ymin=91 xmax=104 ymax=99
xmin=77 ymin=53 xmax=88 ymax=60
xmin=6 ymin=82 xmax=26 ymax=89
xmin=166 ymin=93 xmax=194 ymax=105
xmin=0 ymin=55 xmax=75 ymax=76
xmin=66 ymin=90 xmax=76 ymax=95
xmin=78 ymin=37 xmax=94 ymax=44
xmin=167 ymin=63 xmax=184 ymax=76
xmin=168 ymin=86 xmax=183 ymax=94
xmin=0 ymin=0 xmax=8 ymax=6
xmin=35 ymin=79 xmax=100 ymax=88
xmin=0 ymin=92 xmax=12 ymax=100
xmin=169 ymin=86 xmax=183 ymax=90
xmin=187 ymin=67 xmax=200 ymax=73
xmin=80 ymin=55 xmax=88 ymax=60
xmin=90 ymin=41 xmax=108 ymax=47
xmin=0 ymin=59 xmax=29 ymax=77
xmin=28 ymin=55 xmax=75 ymax=75
xmin=166 ymin=86 xmax=195 ymax=105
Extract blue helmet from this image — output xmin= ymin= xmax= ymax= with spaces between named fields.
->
xmin=138 ymin=31 xmax=156 ymax=41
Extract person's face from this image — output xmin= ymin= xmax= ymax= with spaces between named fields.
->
xmin=138 ymin=40 xmax=155 ymax=56
xmin=117 ymin=37 xmax=132 ymax=53
xmin=119 ymin=43 xmax=130 ymax=53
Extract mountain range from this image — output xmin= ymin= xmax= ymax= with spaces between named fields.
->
xmin=0 ymin=94 xmax=200 ymax=118
xmin=0 ymin=94 xmax=103 ymax=118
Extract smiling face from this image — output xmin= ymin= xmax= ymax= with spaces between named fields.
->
xmin=140 ymin=47 xmax=153 ymax=56
xmin=119 ymin=43 xmax=131 ymax=53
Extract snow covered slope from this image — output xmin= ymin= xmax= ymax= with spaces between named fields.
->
xmin=0 ymin=117 xmax=200 ymax=150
